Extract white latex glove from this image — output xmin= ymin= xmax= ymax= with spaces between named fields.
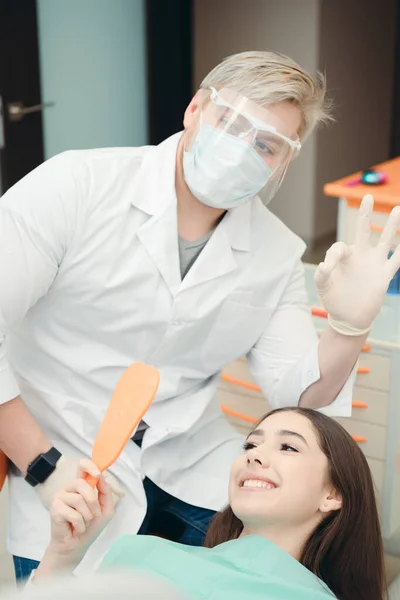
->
xmin=36 ymin=455 xmax=124 ymax=510
xmin=315 ymin=194 xmax=400 ymax=336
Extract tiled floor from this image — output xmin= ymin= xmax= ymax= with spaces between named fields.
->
xmin=0 ymin=483 xmax=15 ymax=591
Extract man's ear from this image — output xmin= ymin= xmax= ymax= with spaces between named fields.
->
xmin=183 ymin=90 xmax=207 ymax=128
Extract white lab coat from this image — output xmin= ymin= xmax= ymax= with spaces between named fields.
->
xmin=0 ymin=132 xmax=354 ymax=571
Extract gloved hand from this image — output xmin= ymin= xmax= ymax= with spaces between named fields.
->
xmin=314 ymin=194 xmax=400 ymax=336
xmin=36 ymin=455 xmax=124 ymax=510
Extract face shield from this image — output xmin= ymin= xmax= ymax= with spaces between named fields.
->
xmin=183 ymin=87 xmax=302 ymax=209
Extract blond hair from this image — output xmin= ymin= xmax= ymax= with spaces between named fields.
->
xmin=200 ymin=50 xmax=332 ymax=139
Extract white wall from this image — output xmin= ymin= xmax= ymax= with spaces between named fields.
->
xmin=36 ymin=0 xmax=148 ymax=159
xmin=193 ymin=0 xmax=321 ymax=244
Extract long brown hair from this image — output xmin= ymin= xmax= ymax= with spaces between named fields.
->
xmin=204 ymin=407 xmax=386 ymax=600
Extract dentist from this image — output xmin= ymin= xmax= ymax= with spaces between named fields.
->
xmin=1 ymin=50 xmax=399 ymax=580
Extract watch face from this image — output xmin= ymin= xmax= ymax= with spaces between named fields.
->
xmin=30 ymin=454 xmax=56 ymax=484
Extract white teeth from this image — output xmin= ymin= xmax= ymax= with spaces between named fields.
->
xmin=242 ymin=479 xmax=275 ymax=489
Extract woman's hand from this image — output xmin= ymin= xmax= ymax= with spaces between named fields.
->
xmin=35 ymin=459 xmax=124 ymax=580
xmin=315 ymin=194 xmax=400 ymax=336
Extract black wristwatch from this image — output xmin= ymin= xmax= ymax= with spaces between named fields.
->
xmin=25 ymin=447 xmax=62 ymax=487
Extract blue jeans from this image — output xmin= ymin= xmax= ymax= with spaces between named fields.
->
xmin=14 ymin=478 xmax=215 ymax=581
xmin=134 ymin=437 xmax=215 ymax=545
xmin=13 ymin=556 xmax=40 ymax=584
xmin=137 ymin=476 xmax=215 ymax=546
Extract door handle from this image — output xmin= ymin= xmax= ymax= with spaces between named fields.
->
xmin=7 ymin=101 xmax=55 ymax=122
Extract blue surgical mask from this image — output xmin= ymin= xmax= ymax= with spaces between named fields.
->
xmin=183 ymin=124 xmax=272 ymax=210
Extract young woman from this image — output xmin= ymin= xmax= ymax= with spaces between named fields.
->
xmin=30 ymin=408 xmax=386 ymax=600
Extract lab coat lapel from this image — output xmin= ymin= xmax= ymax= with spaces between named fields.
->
xmin=137 ymin=201 xmax=181 ymax=297
xmin=180 ymin=200 xmax=251 ymax=291
xmin=132 ymin=133 xmax=182 ymax=297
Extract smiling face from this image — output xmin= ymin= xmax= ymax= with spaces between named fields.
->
xmin=229 ymin=411 xmax=342 ymax=532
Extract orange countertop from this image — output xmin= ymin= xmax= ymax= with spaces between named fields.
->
xmin=324 ymin=157 xmax=400 ymax=213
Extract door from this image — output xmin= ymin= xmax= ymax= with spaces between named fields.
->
xmin=36 ymin=0 xmax=148 ymax=159
xmin=0 ymin=0 xmax=45 ymax=194
xmin=145 ymin=0 xmax=193 ymax=145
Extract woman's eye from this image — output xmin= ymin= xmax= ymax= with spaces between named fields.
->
xmin=281 ymin=443 xmax=298 ymax=453
xmin=243 ymin=441 xmax=257 ymax=451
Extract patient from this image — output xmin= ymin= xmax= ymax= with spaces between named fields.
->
xmin=31 ymin=408 xmax=385 ymax=600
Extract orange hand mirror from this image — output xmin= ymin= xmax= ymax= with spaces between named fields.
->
xmin=84 ymin=362 xmax=160 ymax=488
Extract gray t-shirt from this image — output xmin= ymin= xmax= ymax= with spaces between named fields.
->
xmin=178 ymin=229 xmax=214 ymax=279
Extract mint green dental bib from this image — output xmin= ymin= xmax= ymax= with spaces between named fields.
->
xmin=100 ymin=534 xmax=336 ymax=599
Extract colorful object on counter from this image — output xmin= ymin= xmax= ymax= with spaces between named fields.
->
xmin=84 ymin=362 xmax=160 ymax=488
xmin=346 ymin=169 xmax=388 ymax=187
xmin=387 ymin=251 xmax=400 ymax=295
xmin=324 ymin=157 xmax=400 ymax=214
